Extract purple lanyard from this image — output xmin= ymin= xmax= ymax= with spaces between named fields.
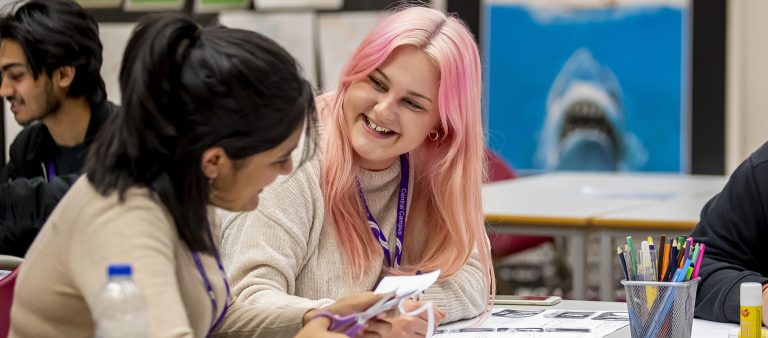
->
xmin=355 ymin=154 xmax=409 ymax=268
xmin=192 ymin=252 xmax=231 ymax=336
xmin=47 ymin=159 xmax=57 ymax=182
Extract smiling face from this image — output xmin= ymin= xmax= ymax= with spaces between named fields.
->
xmin=0 ymin=39 xmax=62 ymax=126
xmin=207 ymin=125 xmax=303 ymax=212
xmin=343 ymin=45 xmax=441 ymax=170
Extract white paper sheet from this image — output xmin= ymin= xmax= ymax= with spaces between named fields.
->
xmin=437 ymin=309 xmax=628 ymax=338
xmin=690 ymin=318 xmax=739 ymax=338
xmin=374 ymin=270 xmax=441 ymax=297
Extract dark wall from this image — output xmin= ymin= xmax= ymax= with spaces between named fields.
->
xmin=690 ymin=0 xmax=726 ymax=175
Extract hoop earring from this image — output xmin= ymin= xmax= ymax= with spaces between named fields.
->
xmin=208 ymin=178 xmax=216 ymax=195
xmin=428 ymin=130 xmax=440 ymax=142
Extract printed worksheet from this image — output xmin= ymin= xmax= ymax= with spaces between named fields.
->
xmin=436 ymin=309 xmax=628 ymax=337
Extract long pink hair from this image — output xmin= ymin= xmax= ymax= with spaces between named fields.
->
xmin=321 ymin=5 xmax=493 ymax=306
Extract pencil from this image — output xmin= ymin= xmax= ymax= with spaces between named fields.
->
xmin=626 ymin=237 xmax=637 ymax=280
xmin=664 ymin=240 xmax=679 ymax=282
xmin=618 ymin=246 xmax=630 ymax=281
xmin=657 ymin=236 xmax=666 ymax=281
xmin=624 ymin=244 xmax=635 ymax=281
xmin=692 ymin=243 xmax=706 ymax=279
xmin=677 ymin=239 xmax=686 ymax=267
xmin=661 ymin=239 xmax=670 ymax=281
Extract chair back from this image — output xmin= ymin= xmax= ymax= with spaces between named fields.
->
xmin=486 ymin=149 xmax=516 ymax=182
xmin=484 ymin=150 xmax=554 ymax=256
xmin=0 ymin=267 xmax=19 ymax=338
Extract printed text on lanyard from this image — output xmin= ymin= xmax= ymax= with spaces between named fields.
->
xmin=355 ymin=154 xmax=409 ymax=268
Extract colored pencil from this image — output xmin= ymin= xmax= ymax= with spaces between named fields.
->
xmin=657 ymin=236 xmax=666 ymax=282
xmin=692 ymin=243 xmax=706 ymax=279
xmin=618 ymin=246 xmax=630 ymax=281
xmin=627 ymin=237 xmax=637 ymax=280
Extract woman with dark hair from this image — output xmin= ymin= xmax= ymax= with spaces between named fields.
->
xmin=9 ymin=14 xmax=387 ymax=338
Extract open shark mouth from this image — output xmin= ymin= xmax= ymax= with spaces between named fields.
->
xmin=536 ymin=48 xmax=648 ymax=171
xmin=559 ymin=99 xmax=620 ymax=159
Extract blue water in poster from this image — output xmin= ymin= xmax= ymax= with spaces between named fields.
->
xmin=484 ymin=4 xmax=688 ymax=173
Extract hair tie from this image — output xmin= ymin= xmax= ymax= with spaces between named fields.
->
xmin=175 ymin=38 xmax=193 ymax=65
xmin=175 ymin=26 xmax=202 ymax=64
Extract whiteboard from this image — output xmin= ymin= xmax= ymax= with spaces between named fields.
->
xmin=317 ymin=11 xmax=382 ymax=91
xmin=99 ymin=23 xmax=137 ymax=104
xmin=219 ymin=10 xmax=318 ymax=86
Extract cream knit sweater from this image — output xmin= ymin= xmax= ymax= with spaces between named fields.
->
xmin=11 ymin=177 xmax=307 ymax=338
xmin=218 ymin=153 xmax=486 ymax=323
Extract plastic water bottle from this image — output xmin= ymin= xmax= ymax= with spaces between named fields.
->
xmin=93 ymin=264 xmax=148 ymax=338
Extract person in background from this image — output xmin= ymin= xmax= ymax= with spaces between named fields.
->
xmin=692 ymin=141 xmax=768 ymax=325
xmin=0 ymin=0 xmax=119 ymax=256
xmin=10 ymin=13 xmax=391 ymax=338
xmin=219 ymin=5 xmax=494 ymax=337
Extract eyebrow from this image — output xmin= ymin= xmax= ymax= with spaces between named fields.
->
xmin=1 ymin=63 xmax=26 ymax=72
xmin=373 ymin=68 xmax=434 ymax=104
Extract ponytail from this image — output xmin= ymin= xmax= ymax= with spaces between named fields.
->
xmin=86 ymin=14 xmax=316 ymax=254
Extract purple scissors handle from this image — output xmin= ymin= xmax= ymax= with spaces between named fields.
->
xmin=312 ymin=311 xmax=365 ymax=337
xmin=311 ymin=291 xmax=412 ymax=337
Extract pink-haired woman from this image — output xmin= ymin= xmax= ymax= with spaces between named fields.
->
xmin=219 ymin=6 xmax=493 ymax=337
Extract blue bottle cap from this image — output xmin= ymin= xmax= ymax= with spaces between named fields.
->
xmin=107 ymin=264 xmax=132 ymax=277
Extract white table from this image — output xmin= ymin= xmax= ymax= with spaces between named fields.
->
xmin=592 ymin=185 xmax=725 ymax=301
xmin=483 ymin=172 xmax=727 ymax=300
xmin=442 ymin=300 xmax=739 ymax=337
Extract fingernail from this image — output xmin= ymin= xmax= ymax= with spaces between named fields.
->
xmin=377 ymin=313 xmax=387 ymax=320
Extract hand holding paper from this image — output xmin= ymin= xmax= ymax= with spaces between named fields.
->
xmin=373 ymin=270 xmax=442 ymax=338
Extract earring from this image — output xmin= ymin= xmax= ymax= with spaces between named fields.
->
xmin=428 ymin=129 xmax=440 ymax=141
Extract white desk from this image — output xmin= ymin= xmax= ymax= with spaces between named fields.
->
xmin=483 ymin=172 xmax=727 ymax=301
xmin=592 ymin=185 xmax=725 ymax=301
xmin=442 ymin=301 xmax=739 ymax=337
xmin=484 ymin=173 xmax=658 ymax=300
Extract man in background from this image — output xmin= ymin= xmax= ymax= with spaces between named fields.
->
xmin=0 ymin=0 xmax=118 ymax=256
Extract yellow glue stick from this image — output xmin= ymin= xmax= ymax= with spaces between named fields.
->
xmin=740 ymin=282 xmax=763 ymax=338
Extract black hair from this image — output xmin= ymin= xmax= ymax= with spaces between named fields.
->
xmin=0 ymin=0 xmax=106 ymax=105
xmin=85 ymin=14 xmax=317 ymax=254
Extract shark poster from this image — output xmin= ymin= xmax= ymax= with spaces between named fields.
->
xmin=484 ymin=0 xmax=689 ymax=173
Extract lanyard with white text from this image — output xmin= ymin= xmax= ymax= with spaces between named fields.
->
xmin=355 ymin=154 xmax=409 ymax=268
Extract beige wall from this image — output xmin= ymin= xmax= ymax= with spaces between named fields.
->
xmin=727 ymin=0 xmax=768 ymax=173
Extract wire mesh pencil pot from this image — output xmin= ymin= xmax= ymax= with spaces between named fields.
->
xmin=621 ymin=278 xmax=699 ymax=338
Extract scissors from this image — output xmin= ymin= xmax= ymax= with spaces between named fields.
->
xmin=312 ymin=290 xmax=420 ymax=337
